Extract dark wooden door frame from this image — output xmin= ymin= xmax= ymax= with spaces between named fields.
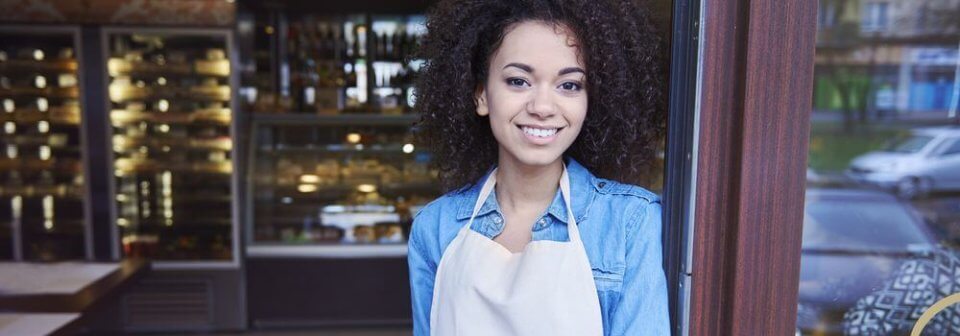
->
xmin=688 ymin=0 xmax=817 ymax=334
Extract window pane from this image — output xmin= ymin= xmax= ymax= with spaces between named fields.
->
xmin=940 ymin=138 xmax=960 ymax=156
xmin=803 ymin=197 xmax=931 ymax=250
xmin=801 ymin=0 xmax=960 ymax=334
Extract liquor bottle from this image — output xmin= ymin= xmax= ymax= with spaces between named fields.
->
xmin=355 ymin=24 xmax=366 ymax=58
xmin=338 ymin=25 xmax=350 ymax=61
xmin=325 ymin=23 xmax=339 ymax=61
xmin=384 ymin=32 xmax=391 ymax=60
xmin=37 ymin=170 xmax=54 ymax=195
xmin=392 ymin=31 xmax=403 ymax=61
xmin=4 ymin=170 xmax=23 ymax=197
xmin=288 ymin=23 xmax=306 ymax=112
xmin=313 ymin=21 xmax=326 ymax=60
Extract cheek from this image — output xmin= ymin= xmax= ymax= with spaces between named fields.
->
xmin=565 ymin=99 xmax=589 ymax=129
xmin=487 ymin=90 xmax=526 ymax=121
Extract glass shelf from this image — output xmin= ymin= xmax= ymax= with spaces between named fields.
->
xmin=248 ymin=118 xmax=439 ymax=253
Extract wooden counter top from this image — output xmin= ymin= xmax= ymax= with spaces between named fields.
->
xmin=0 ymin=259 xmax=148 ymax=313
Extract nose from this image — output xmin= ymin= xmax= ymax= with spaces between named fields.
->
xmin=526 ymin=86 xmax=556 ymax=118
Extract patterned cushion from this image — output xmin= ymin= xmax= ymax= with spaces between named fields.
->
xmin=843 ymin=248 xmax=960 ymax=335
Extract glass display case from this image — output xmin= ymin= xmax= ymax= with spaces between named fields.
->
xmin=246 ymin=114 xmax=438 ymax=256
xmin=240 ymin=14 xmax=436 ymax=257
xmin=0 ymin=27 xmax=88 ymax=261
xmin=103 ymin=28 xmax=238 ymax=266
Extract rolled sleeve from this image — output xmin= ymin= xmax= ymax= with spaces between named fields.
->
xmin=408 ymin=205 xmax=439 ymax=336
xmin=609 ymin=200 xmax=670 ymax=336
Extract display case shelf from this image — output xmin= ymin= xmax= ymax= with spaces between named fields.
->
xmin=105 ymin=28 xmax=239 ymax=268
xmin=251 ymin=113 xmax=418 ymax=126
xmin=257 ymin=145 xmax=427 ymax=156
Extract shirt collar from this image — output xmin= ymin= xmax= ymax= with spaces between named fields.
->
xmin=455 ymin=156 xmax=596 ymax=223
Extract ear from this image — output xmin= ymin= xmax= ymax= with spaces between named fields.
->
xmin=475 ymin=85 xmax=489 ymax=117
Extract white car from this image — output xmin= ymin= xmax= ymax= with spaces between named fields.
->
xmin=847 ymin=126 xmax=960 ymax=199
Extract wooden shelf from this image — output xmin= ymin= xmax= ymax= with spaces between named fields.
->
xmin=113 ymin=136 xmax=232 ymax=152
xmin=0 ymin=87 xmax=79 ymax=99
xmin=113 ymin=158 xmax=232 ymax=175
xmin=0 ymin=59 xmax=78 ymax=74
xmin=107 ymin=58 xmax=230 ymax=78
xmin=110 ymin=109 xmax=230 ymax=126
xmin=0 ymin=109 xmax=81 ymax=125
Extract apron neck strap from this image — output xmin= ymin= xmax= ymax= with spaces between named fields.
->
xmin=465 ymin=163 xmax=581 ymax=242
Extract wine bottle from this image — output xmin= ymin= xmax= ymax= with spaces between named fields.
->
xmin=326 ymin=23 xmax=338 ymax=60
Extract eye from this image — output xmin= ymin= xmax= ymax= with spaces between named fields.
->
xmin=559 ymin=81 xmax=582 ymax=91
xmin=506 ymin=77 xmax=530 ymax=87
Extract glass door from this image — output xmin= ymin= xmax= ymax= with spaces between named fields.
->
xmin=797 ymin=0 xmax=960 ymax=334
xmin=0 ymin=27 xmax=88 ymax=261
xmin=104 ymin=28 xmax=239 ymax=267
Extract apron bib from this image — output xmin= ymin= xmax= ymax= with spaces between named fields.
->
xmin=429 ymin=165 xmax=603 ymax=336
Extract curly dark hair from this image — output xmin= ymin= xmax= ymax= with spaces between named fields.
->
xmin=413 ymin=0 xmax=666 ymax=192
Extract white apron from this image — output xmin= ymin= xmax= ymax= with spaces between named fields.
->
xmin=429 ymin=165 xmax=603 ymax=336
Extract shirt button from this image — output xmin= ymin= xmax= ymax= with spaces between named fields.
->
xmin=493 ymin=215 xmax=503 ymax=224
xmin=598 ymin=181 xmax=606 ymax=188
xmin=537 ymin=218 xmax=547 ymax=229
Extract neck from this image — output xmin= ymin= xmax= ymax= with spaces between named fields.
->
xmin=494 ymin=154 xmax=564 ymax=214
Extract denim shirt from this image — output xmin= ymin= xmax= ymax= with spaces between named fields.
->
xmin=407 ymin=157 xmax=670 ymax=336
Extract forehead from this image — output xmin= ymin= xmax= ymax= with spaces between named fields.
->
xmin=491 ymin=21 xmax=583 ymax=70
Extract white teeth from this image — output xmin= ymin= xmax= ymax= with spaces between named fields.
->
xmin=521 ymin=126 xmax=558 ymax=138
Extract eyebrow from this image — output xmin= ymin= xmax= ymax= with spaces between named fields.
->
xmin=558 ymin=67 xmax=586 ymax=76
xmin=503 ymin=63 xmax=586 ymax=76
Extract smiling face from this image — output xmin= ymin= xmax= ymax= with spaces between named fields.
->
xmin=476 ymin=20 xmax=588 ymax=169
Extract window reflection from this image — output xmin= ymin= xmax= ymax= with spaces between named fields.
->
xmin=803 ymin=196 xmax=933 ymax=250
xmin=802 ymin=0 xmax=960 ymax=334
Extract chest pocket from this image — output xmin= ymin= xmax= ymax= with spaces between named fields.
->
xmin=591 ymin=266 xmax=625 ymax=292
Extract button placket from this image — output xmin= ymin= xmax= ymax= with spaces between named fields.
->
xmin=491 ymin=213 xmax=505 ymax=233
xmin=536 ymin=217 xmax=548 ymax=230
xmin=482 ymin=213 xmax=505 ymax=238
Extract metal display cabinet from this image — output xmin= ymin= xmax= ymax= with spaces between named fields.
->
xmin=243 ymin=113 xmax=436 ymax=326
xmin=96 ymin=27 xmax=246 ymax=333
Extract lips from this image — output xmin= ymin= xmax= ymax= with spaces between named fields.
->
xmin=516 ymin=124 xmax=565 ymax=144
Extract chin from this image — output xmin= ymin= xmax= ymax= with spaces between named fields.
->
xmin=504 ymin=150 xmax=566 ymax=168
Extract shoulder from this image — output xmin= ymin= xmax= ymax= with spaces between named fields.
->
xmin=412 ymin=192 xmax=458 ymax=230
xmin=413 ymin=183 xmax=476 ymax=219
xmin=410 ymin=187 xmax=471 ymax=240
xmin=587 ymin=178 xmax=662 ymax=236
xmin=591 ymin=177 xmax=660 ymax=205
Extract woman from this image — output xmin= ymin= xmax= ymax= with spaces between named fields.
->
xmin=408 ymin=0 xmax=668 ymax=335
